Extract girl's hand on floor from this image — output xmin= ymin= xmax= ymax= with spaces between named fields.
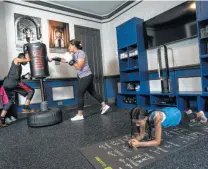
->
xmin=130 ymin=139 xmax=140 ymax=148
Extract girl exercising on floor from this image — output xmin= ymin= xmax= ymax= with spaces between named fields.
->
xmin=128 ymin=106 xmax=207 ymax=148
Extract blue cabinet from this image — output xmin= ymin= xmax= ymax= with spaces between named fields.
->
xmin=197 ymin=1 xmax=208 ymax=21
xmin=116 ymin=18 xmax=143 ymax=49
xmin=116 ymin=17 xmax=150 ymax=108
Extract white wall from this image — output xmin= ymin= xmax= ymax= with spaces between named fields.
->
xmin=3 ymin=1 xmax=102 ymax=78
xmin=0 ymin=2 xmax=8 ymax=78
xmin=101 ymin=1 xmax=188 ymax=75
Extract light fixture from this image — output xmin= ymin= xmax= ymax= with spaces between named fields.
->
xmin=190 ymin=2 xmax=196 ymax=10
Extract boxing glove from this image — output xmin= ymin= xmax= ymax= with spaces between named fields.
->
xmin=63 ymin=52 xmax=75 ymax=66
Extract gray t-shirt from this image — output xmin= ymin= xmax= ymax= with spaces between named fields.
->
xmin=72 ymin=50 xmax=92 ymax=78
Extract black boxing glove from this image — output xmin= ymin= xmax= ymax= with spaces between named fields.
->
xmin=68 ymin=59 xmax=75 ymax=66
xmin=52 ymin=57 xmax=62 ymax=62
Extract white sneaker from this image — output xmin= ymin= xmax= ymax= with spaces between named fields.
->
xmin=10 ymin=116 xmax=17 ymax=122
xmin=71 ymin=115 xmax=84 ymax=121
xmin=101 ymin=105 xmax=110 ymax=115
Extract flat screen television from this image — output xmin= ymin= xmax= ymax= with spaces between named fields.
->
xmin=144 ymin=1 xmax=197 ymax=49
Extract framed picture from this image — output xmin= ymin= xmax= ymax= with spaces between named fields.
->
xmin=48 ymin=20 xmax=70 ymax=53
xmin=14 ymin=13 xmax=42 ymax=52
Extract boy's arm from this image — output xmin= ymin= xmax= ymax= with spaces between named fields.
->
xmin=14 ymin=53 xmax=30 ymax=65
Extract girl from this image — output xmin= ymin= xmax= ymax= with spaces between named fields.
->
xmin=50 ymin=39 xmax=110 ymax=121
xmin=0 ymin=85 xmax=13 ymax=127
xmin=128 ymin=106 xmax=207 ymax=148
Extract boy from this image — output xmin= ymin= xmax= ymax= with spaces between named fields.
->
xmin=3 ymin=53 xmax=35 ymax=113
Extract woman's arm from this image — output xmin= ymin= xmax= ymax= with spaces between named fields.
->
xmin=131 ymin=111 xmax=162 ymax=147
xmin=73 ymin=58 xmax=85 ymax=70
xmin=134 ymin=125 xmax=145 ymax=141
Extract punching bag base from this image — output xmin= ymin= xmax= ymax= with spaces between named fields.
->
xmin=27 ymin=108 xmax=62 ymax=128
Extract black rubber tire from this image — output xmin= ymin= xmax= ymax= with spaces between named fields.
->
xmin=27 ymin=108 xmax=62 ymax=127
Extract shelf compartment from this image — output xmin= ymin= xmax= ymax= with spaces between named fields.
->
xmin=129 ymin=57 xmax=139 ymax=68
xmin=120 ymin=82 xmax=140 ymax=94
xmin=177 ymin=96 xmax=198 ymax=111
xmin=202 ymin=76 xmax=208 ymax=92
xmin=128 ymin=44 xmax=138 ymax=58
xmin=119 ymin=59 xmax=128 ymax=71
xmin=117 ymin=94 xmax=137 ymax=109
xmin=201 ymin=59 xmax=208 ymax=75
xmin=137 ymin=95 xmax=150 ymax=107
xmin=128 ymin=71 xmax=140 ymax=81
xmin=198 ymin=96 xmax=208 ymax=111
xmin=199 ymin=39 xmax=208 ymax=55
xmin=150 ymin=95 xmax=177 ymax=107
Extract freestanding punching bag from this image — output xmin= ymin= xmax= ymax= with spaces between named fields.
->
xmin=24 ymin=42 xmax=49 ymax=79
xmin=23 ymin=27 xmax=62 ymax=127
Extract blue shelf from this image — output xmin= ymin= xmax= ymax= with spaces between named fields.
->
xmin=150 ymin=92 xmax=175 ymax=96
xmin=202 ymin=92 xmax=208 ymax=96
xmin=117 ymin=103 xmax=136 ymax=109
xmin=151 ymin=103 xmax=177 ymax=107
xmin=200 ymin=54 xmax=208 ymax=59
xmin=120 ymin=91 xmax=139 ymax=95
xmin=178 ymin=91 xmax=202 ymax=96
xmin=198 ymin=16 xmax=208 ymax=22
xmin=200 ymin=36 xmax=208 ymax=40
xmin=120 ymin=67 xmax=139 ymax=72
xmin=202 ymin=73 xmax=208 ymax=76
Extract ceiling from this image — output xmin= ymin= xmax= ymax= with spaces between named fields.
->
xmin=45 ymin=1 xmax=127 ymax=16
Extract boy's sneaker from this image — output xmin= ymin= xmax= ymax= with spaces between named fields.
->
xmin=71 ymin=115 xmax=84 ymax=121
xmin=101 ymin=105 xmax=110 ymax=115
xmin=0 ymin=119 xmax=7 ymax=127
xmin=10 ymin=116 xmax=17 ymax=122
xmin=5 ymin=117 xmax=12 ymax=124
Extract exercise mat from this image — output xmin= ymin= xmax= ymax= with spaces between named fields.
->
xmin=79 ymin=123 xmax=208 ymax=169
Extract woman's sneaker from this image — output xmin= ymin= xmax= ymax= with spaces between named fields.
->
xmin=71 ymin=115 xmax=84 ymax=121
xmin=101 ymin=105 xmax=110 ymax=115
xmin=5 ymin=117 xmax=13 ymax=125
xmin=10 ymin=116 xmax=17 ymax=122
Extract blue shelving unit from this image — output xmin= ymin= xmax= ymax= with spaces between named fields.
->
xmin=117 ymin=2 xmax=208 ymax=113
xmin=116 ymin=17 xmax=150 ymax=108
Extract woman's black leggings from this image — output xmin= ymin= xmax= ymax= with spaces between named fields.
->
xmin=78 ymin=74 xmax=103 ymax=110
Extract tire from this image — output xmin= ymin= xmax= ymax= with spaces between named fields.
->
xmin=27 ymin=108 xmax=62 ymax=127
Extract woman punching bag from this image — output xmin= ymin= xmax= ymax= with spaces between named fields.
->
xmin=24 ymin=42 xmax=50 ymax=78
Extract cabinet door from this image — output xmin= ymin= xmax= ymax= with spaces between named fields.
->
xmin=197 ymin=1 xmax=208 ymax=20
xmin=116 ymin=19 xmax=138 ymax=49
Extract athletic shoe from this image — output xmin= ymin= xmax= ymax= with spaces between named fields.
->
xmin=10 ymin=116 xmax=17 ymax=122
xmin=71 ymin=115 xmax=84 ymax=121
xmin=5 ymin=117 xmax=12 ymax=124
xmin=22 ymin=107 xmax=36 ymax=113
xmin=101 ymin=105 xmax=110 ymax=115
xmin=0 ymin=119 xmax=7 ymax=127
xmin=199 ymin=111 xmax=207 ymax=123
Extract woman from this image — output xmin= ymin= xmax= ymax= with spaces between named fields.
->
xmin=50 ymin=39 xmax=110 ymax=121
xmin=128 ymin=106 xmax=207 ymax=148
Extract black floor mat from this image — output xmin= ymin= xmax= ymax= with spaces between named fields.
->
xmin=80 ymin=123 xmax=208 ymax=169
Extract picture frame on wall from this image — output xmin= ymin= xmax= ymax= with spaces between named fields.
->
xmin=14 ymin=13 xmax=42 ymax=53
xmin=48 ymin=20 xmax=70 ymax=53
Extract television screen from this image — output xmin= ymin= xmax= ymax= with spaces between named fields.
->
xmin=144 ymin=1 xmax=197 ymax=49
